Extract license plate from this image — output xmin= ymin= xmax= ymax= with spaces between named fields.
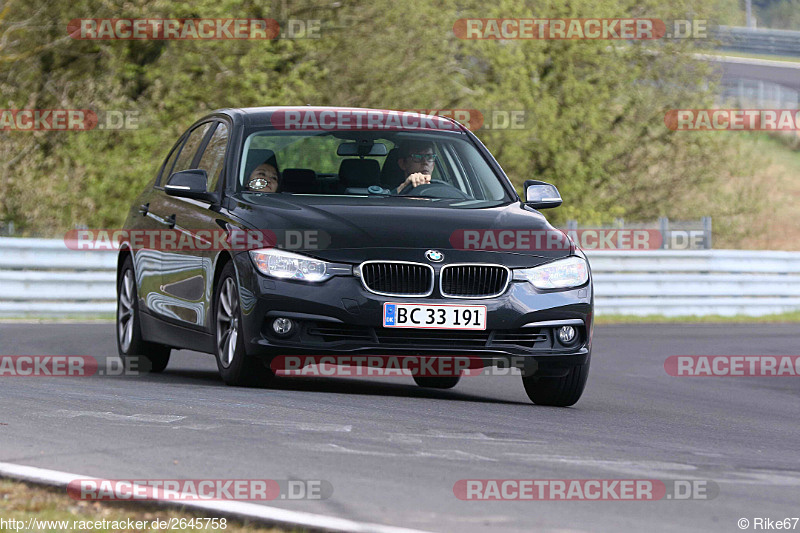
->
xmin=383 ymin=303 xmax=487 ymax=330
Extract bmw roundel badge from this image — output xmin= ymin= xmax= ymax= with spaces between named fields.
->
xmin=425 ymin=250 xmax=444 ymax=262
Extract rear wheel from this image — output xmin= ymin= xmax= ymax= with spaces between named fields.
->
xmin=117 ymin=256 xmax=171 ymax=373
xmin=413 ymin=375 xmax=460 ymax=389
xmin=521 ymin=359 xmax=589 ymax=407
xmin=214 ymin=262 xmax=274 ymax=387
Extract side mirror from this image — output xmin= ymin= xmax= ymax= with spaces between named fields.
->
xmin=165 ymin=169 xmax=216 ymax=202
xmin=523 ymin=179 xmax=562 ymax=209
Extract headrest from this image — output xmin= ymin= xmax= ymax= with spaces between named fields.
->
xmin=281 ymin=168 xmax=317 ymax=193
xmin=339 ymin=158 xmax=381 ymax=188
xmin=380 ymin=148 xmax=406 ymax=189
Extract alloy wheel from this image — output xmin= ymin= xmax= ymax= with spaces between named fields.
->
xmin=216 ymin=277 xmax=239 ymax=368
xmin=117 ymin=269 xmax=135 ymax=353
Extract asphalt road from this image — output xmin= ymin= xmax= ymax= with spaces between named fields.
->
xmin=713 ymin=55 xmax=800 ymax=92
xmin=0 ymin=323 xmax=798 ymax=533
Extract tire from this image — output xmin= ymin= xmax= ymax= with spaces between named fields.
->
xmin=214 ymin=261 xmax=274 ymax=387
xmin=117 ymin=255 xmax=171 ymax=373
xmin=413 ymin=375 xmax=461 ymax=389
xmin=521 ymin=359 xmax=590 ymax=407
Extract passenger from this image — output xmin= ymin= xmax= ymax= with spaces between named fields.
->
xmin=394 ymin=140 xmax=437 ymax=194
xmin=247 ymin=160 xmax=280 ymax=193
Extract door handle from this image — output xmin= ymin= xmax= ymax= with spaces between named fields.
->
xmin=165 ymin=214 xmax=176 ymax=229
xmin=139 ymin=203 xmax=149 ymax=216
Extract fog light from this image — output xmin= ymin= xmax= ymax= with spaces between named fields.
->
xmin=272 ymin=317 xmax=294 ymax=337
xmin=557 ymin=325 xmax=577 ymax=345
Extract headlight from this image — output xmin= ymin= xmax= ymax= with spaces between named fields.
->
xmin=513 ymin=256 xmax=589 ymax=290
xmin=249 ymin=249 xmax=332 ymax=282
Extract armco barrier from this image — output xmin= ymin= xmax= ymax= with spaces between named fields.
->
xmin=711 ymin=26 xmax=800 ymax=57
xmin=0 ymin=237 xmax=117 ymax=316
xmin=588 ymin=250 xmax=800 ymax=316
xmin=0 ymin=237 xmax=798 ymax=317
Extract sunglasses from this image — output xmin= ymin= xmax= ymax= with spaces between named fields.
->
xmin=408 ymin=153 xmax=437 ymax=163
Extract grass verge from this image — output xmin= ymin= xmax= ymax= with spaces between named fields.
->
xmin=0 ymin=478 xmax=289 ymax=533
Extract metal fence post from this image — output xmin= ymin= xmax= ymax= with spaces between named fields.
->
xmin=613 ymin=218 xmax=624 ymax=248
xmin=659 ymin=217 xmax=669 ymax=249
xmin=566 ymin=220 xmax=578 ymax=245
xmin=702 ymin=216 xmax=712 ymax=249
xmin=738 ymin=79 xmax=744 ymax=106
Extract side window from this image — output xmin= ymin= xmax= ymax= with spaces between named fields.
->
xmin=155 ymin=137 xmax=185 ymax=187
xmin=171 ymin=123 xmax=212 ymax=176
xmin=196 ymin=122 xmax=229 ymax=191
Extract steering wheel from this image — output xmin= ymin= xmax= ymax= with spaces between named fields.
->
xmin=399 ymin=179 xmax=470 ymax=199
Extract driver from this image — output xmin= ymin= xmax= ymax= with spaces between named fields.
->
xmin=394 ymin=140 xmax=436 ymax=194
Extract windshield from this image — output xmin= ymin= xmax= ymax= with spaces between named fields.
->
xmin=237 ymin=130 xmax=511 ymax=202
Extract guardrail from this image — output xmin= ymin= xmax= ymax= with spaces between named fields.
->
xmin=1 ymin=237 xmax=798 ymax=318
xmin=711 ymin=26 xmax=800 ymax=57
xmin=0 ymin=238 xmax=116 ymax=316
xmin=588 ymin=250 xmax=800 ymax=316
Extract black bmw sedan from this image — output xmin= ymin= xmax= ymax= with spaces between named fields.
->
xmin=117 ymin=107 xmax=593 ymax=406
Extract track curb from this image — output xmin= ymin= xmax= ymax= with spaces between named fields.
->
xmin=0 ymin=462 xmax=433 ymax=533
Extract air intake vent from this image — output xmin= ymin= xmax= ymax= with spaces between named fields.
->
xmin=359 ymin=262 xmax=434 ymax=297
xmin=440 ymin=264 xmax=510 ymax=298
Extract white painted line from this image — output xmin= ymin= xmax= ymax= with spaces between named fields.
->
xmin=695 ymin=53 xmax=800 ymax=68
xmin=297 ymin=443 xmax=497 ymax=462
xmin=0 ymin=461 xmax=433 ymax=533
xmin=48 ymin=410 xmax=185 ymax=423
xmin=173 ymin=420 xmax=353 ymax=432
xmin=246 ymin=420 xmax=353 ymax=432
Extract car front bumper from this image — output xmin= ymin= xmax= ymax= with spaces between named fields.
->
xmin=233 ymin=252 xmax=593 ymax=376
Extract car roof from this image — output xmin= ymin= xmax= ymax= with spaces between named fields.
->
xmin=209 ymin=106 xmax=466 ymax=132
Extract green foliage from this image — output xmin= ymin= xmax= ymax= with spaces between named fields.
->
xmin=752 ymin=0 xmax=800 ymax=30
xmin=0 ymin=0 xmax=767 ymax=240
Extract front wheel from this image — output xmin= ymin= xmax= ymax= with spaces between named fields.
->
xmin=214 ymin=262 xmax=274 ymax=387
xmin=521 ymin=360 xmax=590 ymax=407
xmin=117 ymin=256 xmax=171 ymax=373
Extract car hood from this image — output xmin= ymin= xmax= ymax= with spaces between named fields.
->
xmin=229 ymin=194 xmax=572 ymax=268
